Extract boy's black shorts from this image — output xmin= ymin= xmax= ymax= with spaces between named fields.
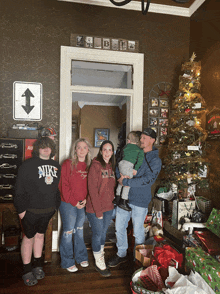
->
xmin=21 ymin=210 xmax=55 ymax=239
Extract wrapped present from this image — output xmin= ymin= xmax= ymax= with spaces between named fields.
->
xmin=185 ymin=246 xmax=220 ymax=293
xmin=194 ymin=230 xmax=220 ymax=255
xmin=172 ymin=199 xmax=196 ymax=229
xmin=196 ymin=196 xmax=212 ymax=216
xmin=206 ymin=208 xmax=220 ymax=238
xmin=183 ymin=234 xmax=202 ymax=248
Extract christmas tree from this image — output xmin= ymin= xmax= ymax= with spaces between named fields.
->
xmin=162 ymin=53 xmax=209 ymax=198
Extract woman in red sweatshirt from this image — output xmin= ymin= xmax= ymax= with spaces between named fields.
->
xmin=59 ymin=138 xmax=92 ymax=273
xmin=86 ymin=140 xmax=116 ymax=277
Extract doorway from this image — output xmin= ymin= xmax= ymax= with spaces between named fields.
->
xmin=53 ymin=46 xmax=144 ymax=251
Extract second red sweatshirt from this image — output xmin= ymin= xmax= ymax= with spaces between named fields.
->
xmin=86 ymin=158 xmax=116 ymax=218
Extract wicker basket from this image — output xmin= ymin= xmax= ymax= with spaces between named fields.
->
xmin=131 ymin=268 xmax=164 ymax=294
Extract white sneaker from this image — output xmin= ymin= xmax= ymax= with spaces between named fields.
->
xmin=66 ymin=265 xmax=78 ymax=272
xmin=96 ymin=255 xmax=106 ymax=270
xmin=80 ymin=261 xmax=89 ymax=267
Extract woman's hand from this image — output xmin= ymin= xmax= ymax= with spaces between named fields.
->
xmin=19 ymin=211 xmax=26 ymax=219
xmin=76 ymin=199 xmax=86 ymax=209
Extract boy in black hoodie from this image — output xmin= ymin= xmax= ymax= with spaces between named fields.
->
xmin=14 ymin=137 xmax=61 ymax=286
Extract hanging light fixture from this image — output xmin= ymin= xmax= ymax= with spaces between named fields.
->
xmin=109 ymin=0 xmax=151 ymax=15
xmin=172 ymin=0 xmax=190 ymax=3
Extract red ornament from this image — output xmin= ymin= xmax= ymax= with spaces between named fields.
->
xmin=185 ymin=108 xmax=191 ymax=113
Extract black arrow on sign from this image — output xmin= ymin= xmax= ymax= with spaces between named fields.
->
xmin=22 ymin=88 xmax=35 ymax=114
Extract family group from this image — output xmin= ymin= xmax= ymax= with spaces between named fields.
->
xmin=13 ymin=127 xmax=162 ymax=286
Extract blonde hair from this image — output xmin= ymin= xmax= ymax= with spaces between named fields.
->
xmin=127 ymin=131 xmax=140 ymax=144
xmin=70 ymin=138 xmax=92 ymax=170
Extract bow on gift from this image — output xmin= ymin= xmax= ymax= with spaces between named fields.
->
xmin=154 ymin=245 xmax=183 ymax=269
xmin=159 ymin=90 xmax=171 ymax=97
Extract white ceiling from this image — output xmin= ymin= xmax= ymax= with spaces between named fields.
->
xmin=58 ymin=0 xmax=206 ymax=17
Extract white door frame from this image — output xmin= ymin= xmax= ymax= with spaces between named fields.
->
xmin=53 ymin=46 xmax=144 ymax=251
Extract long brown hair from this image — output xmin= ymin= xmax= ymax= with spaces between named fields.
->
xmin=70 ymin=138 xmax=92 ymax=170
xmin=96 ymin=140 xmax=115 ymax=170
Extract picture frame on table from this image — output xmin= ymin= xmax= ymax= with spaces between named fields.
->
xmin=94 ymin=128 xmax=110 ymax=148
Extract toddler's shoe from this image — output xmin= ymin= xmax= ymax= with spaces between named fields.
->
xmin=118 ymin=199 xmax=131 ymax=211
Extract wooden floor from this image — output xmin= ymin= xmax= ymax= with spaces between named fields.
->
xmin=0 ymin=244 xmax=136 ymax=294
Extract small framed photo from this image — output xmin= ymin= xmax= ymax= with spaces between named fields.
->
xmin=151 ymin=127 xmax=157 ymax=136
xmin=119 ymin=40 xmax=127 ymax=51
xmin=150 ymin=118 xmax=157 ymax=126
xmin=94 ymin=37 xmax=102 ymax=49
xmin=128 ymin=40 xmax=135 ymax=51
xmin=85 ymin=36 xmax=93 ymax=48
xmin=159 ymin=136 xmax=166 ymax=144
xmin=112 ymin=39 xmax=119 ymax=51
xmin=159 ymin=118 xmax=168 ymax=126
xmin=103 ymin=38 xmax=110 ymax=50
xmin=160 ymin=99 xmax=169 ymax=107
xmin=151 ymin=98 xmax=159 ymax=107
xmin=76 ymin=35 xmax=84 ymax=47
xmin=94 ymin=128 xmax=110 ymax=148
xmin=160 ymin=127 xmax=168 ymax=136
xmin=149 ymin=109 xmax=159 ymax=117
xmin=161 ymin=108 xmax=169 ymax=118
xmin=155 ymin=137 xmax=159 ymax=145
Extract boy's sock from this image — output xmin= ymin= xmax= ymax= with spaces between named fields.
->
xmin=33 ymin=257 xmax=43 ymax=268
xmin=23 ymin=262 xmax=32 ymax=275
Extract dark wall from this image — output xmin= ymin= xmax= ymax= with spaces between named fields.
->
xmin=190 ymin=0 xmax=220 ymax=110
xmin=190 ymin=0 xmax=220 ymax=209
xmin=0 ymin=0 xmax=190 ymax=140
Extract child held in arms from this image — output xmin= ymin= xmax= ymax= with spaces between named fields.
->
xmin=114 ymin=131 xmax=144 ymax=211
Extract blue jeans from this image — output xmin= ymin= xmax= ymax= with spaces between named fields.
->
xmin=115 ymin=204 xmax=148 ymax=258
xmin=59 ymin=201 xmax=88 ymax=269
xmin=86 ymin=210 xmax=114 ymax=253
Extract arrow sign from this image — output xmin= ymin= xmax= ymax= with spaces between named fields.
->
xmin=22 ymin=88 xmax=35 ymax=114
xmin=13 ymin=81 xmax=42 ymax=121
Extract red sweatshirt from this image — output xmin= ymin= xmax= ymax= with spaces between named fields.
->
xmin=86 ymin=158 xmax=116 ymax=218
xmin=59 ymin=159 xmax=88 ymax=207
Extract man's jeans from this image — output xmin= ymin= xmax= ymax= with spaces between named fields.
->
xmin=86 ymin=209 xmax=114 ymax=253
xmin=59 ymin=201 xmax=88 ymax=268
xmin=115 ymin=204 xmax=148 ymax=258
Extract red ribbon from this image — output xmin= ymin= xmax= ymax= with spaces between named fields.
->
xmin=159 ymin=90 xmax=170 ymax=97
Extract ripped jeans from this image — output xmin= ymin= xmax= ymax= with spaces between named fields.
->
xmin=59 ymin=201 xmax=88 ymax=269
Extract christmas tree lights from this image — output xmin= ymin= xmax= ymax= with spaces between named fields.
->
xmin=162 ymin=53 xmax=209 ymax=198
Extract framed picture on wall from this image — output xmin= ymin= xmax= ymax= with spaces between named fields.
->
xmin=94 ymin=128 xmax=110 ymax=148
